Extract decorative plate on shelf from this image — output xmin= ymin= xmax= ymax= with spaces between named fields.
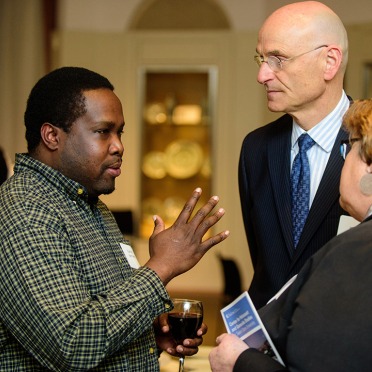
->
xmin=142 ymin=151 xmax=167 ymax=179
xmin=165 ymin=140 xmax=203 ymax=179
xmin=172 ymin=104 xmax=202 ymax=125
xmin=143 ymin=102 xmax=167 ymax=125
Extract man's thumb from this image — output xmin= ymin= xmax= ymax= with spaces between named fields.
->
xmin=152 ymin=215 xmax=165 ymax=236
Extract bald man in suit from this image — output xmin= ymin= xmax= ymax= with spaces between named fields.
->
xmin=239 ymin=1 xmax=350 ymax=308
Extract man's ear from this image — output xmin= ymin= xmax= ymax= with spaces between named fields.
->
xmin=40 ymin=123 xmax=61 ymax=150
xmin=323 ymin=45 xmax=343 ymax=81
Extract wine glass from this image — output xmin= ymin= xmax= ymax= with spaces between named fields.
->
xmin=169 ymin=298 xmax=203 ymax=372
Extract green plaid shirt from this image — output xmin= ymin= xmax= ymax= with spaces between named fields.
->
xmin=0 ymin=154 xmax=172 ymax=371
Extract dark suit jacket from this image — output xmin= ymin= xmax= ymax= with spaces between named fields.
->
xmin=238 ymin=113 xmax=348 ymax=308
xmin=233 ymin=216 xmax=372 ymax=372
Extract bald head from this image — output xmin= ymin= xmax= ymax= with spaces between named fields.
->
xmin=260 ymin=1 xmax=348 ymax=72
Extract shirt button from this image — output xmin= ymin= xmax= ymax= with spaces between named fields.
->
xmin=165 ymin=303 xmax=171 ymax=310
xmin=149 ymin=347 xmax=155 ymax=354
xmin=77 ymin=188 xmax=84 ymax=195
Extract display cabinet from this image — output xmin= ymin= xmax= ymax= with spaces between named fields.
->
xmin=139 ymin=68 xmax=216 ymax=237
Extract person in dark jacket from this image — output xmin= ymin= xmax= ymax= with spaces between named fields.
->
xmin=239 ymin=0 xmax=350 ymax=308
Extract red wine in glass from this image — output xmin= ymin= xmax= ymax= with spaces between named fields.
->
xmin=168 ymin=312 xmax=203 ymax=343
xmin=169 ymin=299 xmax=203 ymax=372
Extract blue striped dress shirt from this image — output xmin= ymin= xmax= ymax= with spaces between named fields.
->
xmin=291 ymin=91 xmax=350 ymax=208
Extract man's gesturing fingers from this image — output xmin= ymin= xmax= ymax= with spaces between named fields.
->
xmin=146 ymin=188 xmax=229 ymax=285
xmin=172 ymin=187 xmax=204 ymax=226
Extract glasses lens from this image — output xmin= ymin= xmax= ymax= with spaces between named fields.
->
xmin=254 ymin=55 xmax=281 ymax=72
xmin=340 ymin=140 xmax=351 ymax=160
xmin=267 ymin=56 xmax=281 ymax=72
xmin=254 ymin=55 xmax=261 ymax=67
xmin=340 ymin=143 xmax=346 ymax=159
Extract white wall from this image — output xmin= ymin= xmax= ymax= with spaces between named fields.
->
xmin=265 ymin=0 xmax=372 ymax=25
xmin=57 ymin=0 xmax=372 ymax=32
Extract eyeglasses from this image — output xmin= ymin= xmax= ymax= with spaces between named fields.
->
xmin=254 ymin=45 xmax=328 ymax=72
xmin=340 ymin=138 xmax=360 ymax=160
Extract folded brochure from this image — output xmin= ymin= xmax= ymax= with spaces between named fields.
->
xmin=221 ymin=291 xmax=285 ymax=366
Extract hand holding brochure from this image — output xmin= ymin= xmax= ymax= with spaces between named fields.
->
xmin=220 ymin=291 xmax=285 ymax=366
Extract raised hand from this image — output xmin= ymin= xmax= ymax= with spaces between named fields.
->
xmin=145 ymin=187 xmax=229 ymax=285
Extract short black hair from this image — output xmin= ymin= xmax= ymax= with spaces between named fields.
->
xmin=24 ymin=66 xmax=114 ymax=153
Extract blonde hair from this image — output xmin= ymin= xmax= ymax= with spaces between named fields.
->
xmin=343 ymin=99 xmax=372 ymax=164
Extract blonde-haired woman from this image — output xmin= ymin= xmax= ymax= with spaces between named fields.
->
xmin=340 ymin=99 xmax=372 ymax=220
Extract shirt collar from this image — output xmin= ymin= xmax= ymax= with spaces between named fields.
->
xmin=291 ymin=90 xmax=350 ymax=152
xmin=14 ymin=153 xmax=94 ymax=204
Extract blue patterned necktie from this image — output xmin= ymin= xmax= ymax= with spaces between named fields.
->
xmin=291 ymin=133 xmax=315 ymax=248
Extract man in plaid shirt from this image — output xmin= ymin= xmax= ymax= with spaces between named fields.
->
xmin=0 ymin=67 xmax=229 ymax=370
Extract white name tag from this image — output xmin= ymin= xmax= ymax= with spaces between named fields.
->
xmin=120 ymin=243 xmax=140 ymax=269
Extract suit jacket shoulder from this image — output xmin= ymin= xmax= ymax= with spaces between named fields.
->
xmin=241 ymin=114 xmax=292 ymax=151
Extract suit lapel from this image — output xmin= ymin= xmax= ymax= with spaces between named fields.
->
xmin=291 ymin=126 xmax=348 ymax=265
xmin=268 ymin=115 xmax=294 ymax=257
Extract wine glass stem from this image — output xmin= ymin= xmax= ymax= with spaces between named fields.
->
xmin=178 ymin=356 xmax=185 ymax=372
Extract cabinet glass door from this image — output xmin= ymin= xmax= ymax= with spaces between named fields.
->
xmin=140 ymin=68 xmax=216 ymax=238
